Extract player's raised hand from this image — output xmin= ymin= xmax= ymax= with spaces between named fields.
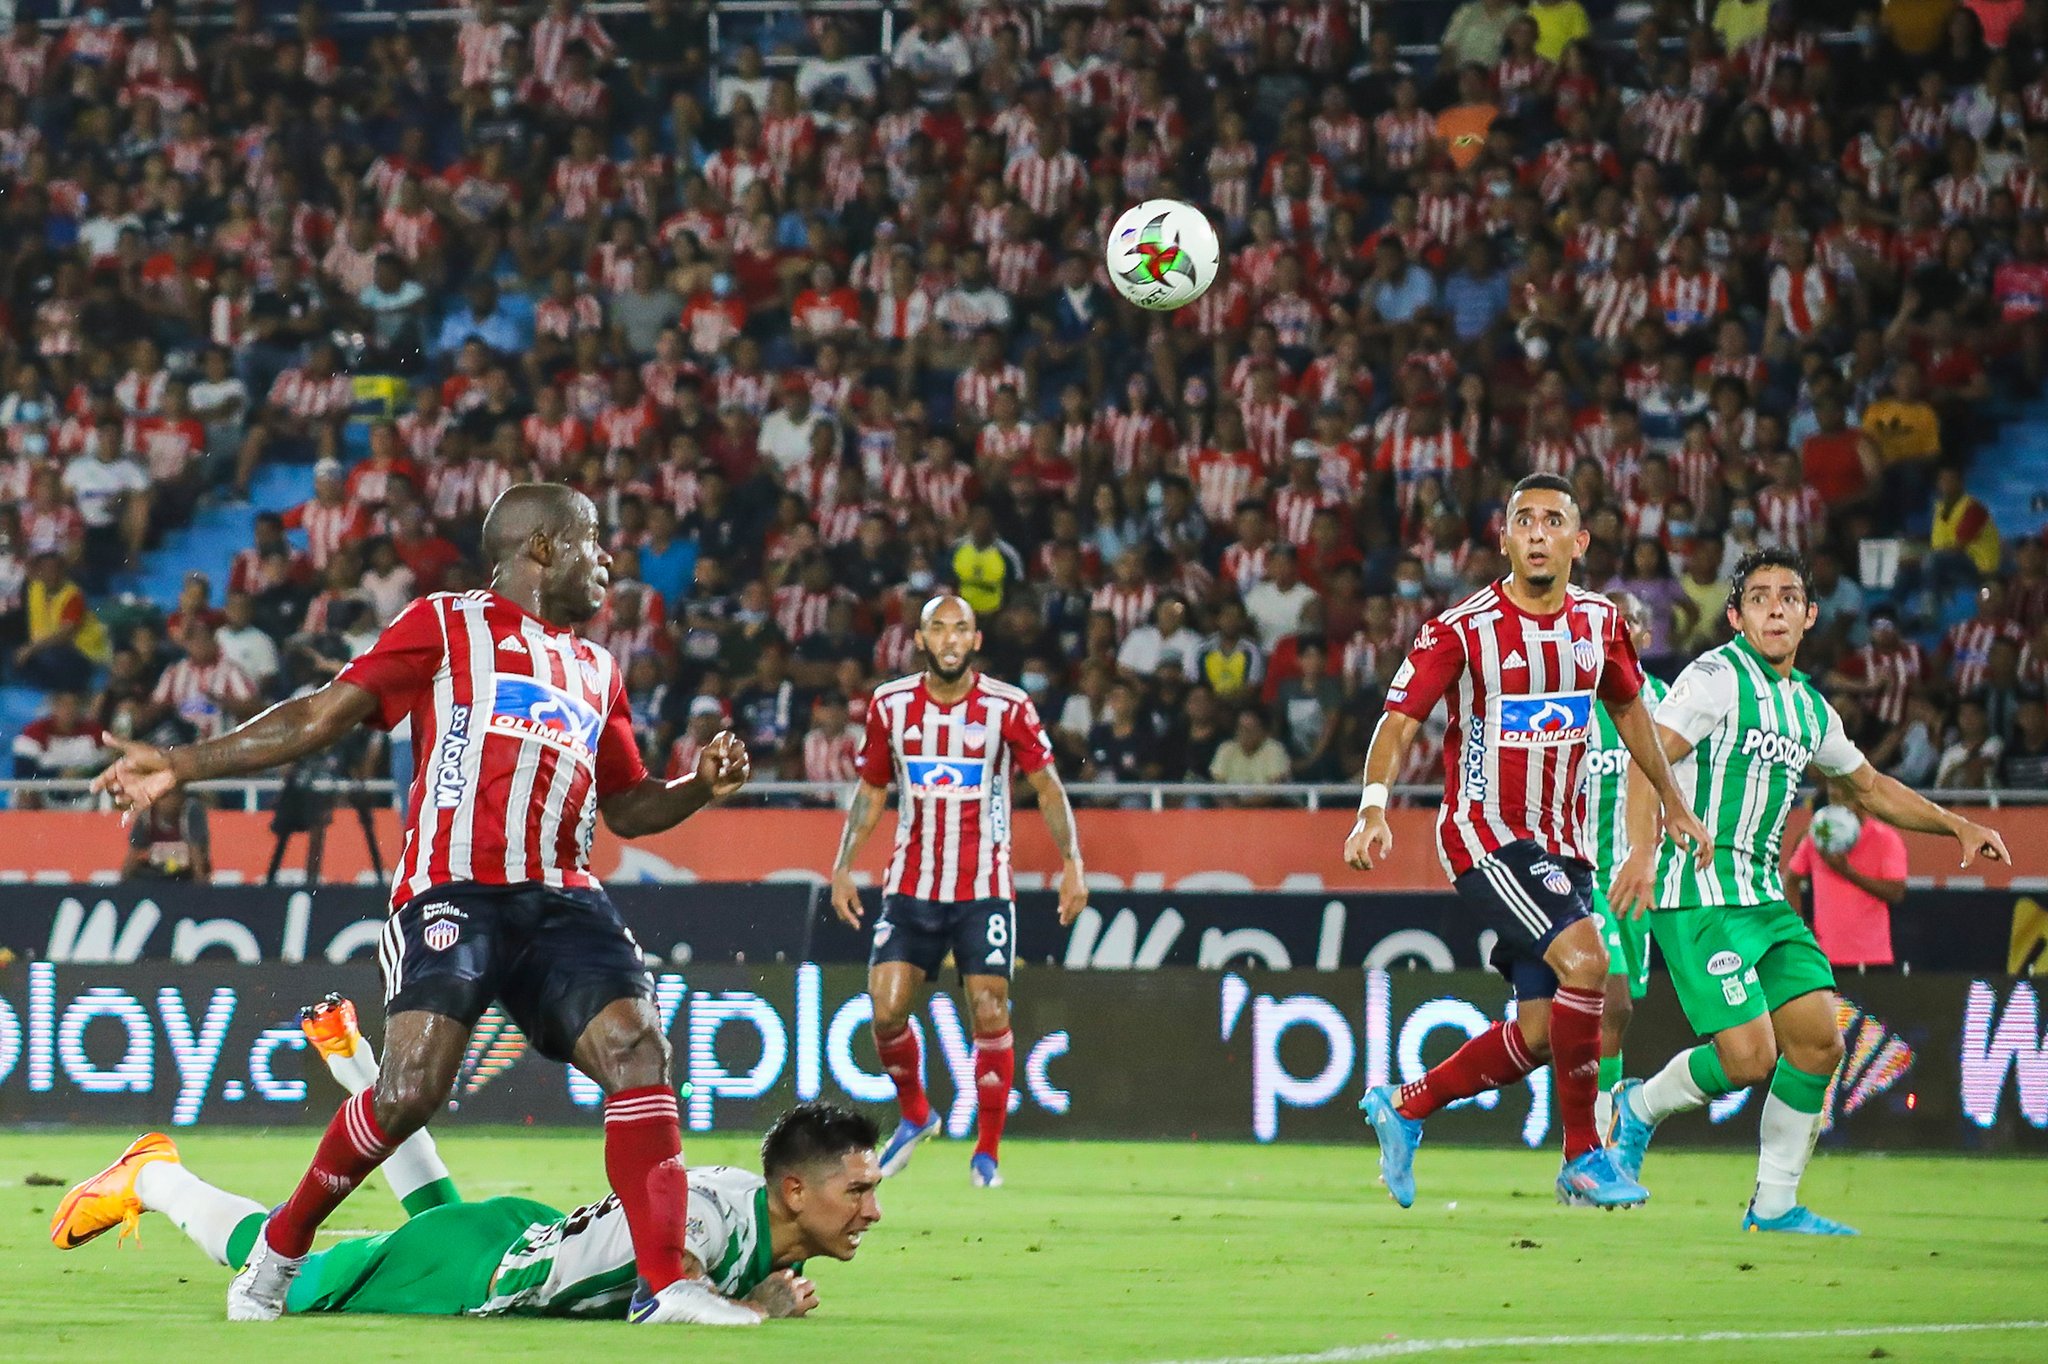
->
xmin=830 ymin=869 xmax=866 ymax=927
xmin=90 ymin=737 xmax=179 ymax=815
xmin=1607 ymin=848 xmax=1656 ymax=921
xmin=1343 ymin=809 xmax=1393 ymax=871
xmin=697 ymin=730 xmax=752 ymax=800
xmin=747 ymin=1269 xmax=818 ymax=1318
xmin=1665 ymin=801 xmax=1714 ymax=872
xmin=1055 ymin=860 xmax=1088 ymax=925
xmin=1954 ymin=817 xmax=2011 ymax=869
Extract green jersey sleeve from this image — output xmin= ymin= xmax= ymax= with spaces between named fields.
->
xmin=1656 ymin=655 xmax=1738 ymax=747
xmin=1811 ymin=695 xmax=1867 ymax=778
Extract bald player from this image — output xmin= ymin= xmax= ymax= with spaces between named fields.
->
xmin=829 ymin=596 xmax=1088 ymax=1188
xmin=93 ymin=485 xmax=759 ymax=1326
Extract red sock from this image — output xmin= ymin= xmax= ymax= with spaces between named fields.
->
xmin=604 ymin=1086 xmax=687 ymax=1293
xmin=1548 ymin=986 xmax=1605 ymax=1160
xmin=875 ymin=1024 xmax=932 ymax=1127
xmin=1395 ymin=1020 xmax=1539 ymax=1121
xmin=266 ymin=1090 xmax=392 ymax=1258
xmin=973 ymin=1029 xmax=1015 ymax=1160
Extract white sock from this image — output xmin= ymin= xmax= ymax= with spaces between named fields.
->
xmin=1752 ymin=1092 xmax=1824 ymax=1219
xmin=1629 ymin=1047 xmax=1713 ymax=1126
xmin=320 ymin=1031 xmax=454 ymax=1210
xmin=135 ymin=1161 xmax=263 ymax=1266
xmin=1594 ymin=1088 xmax=1614 ymax=1136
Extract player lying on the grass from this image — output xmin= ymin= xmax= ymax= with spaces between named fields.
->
xmin=50 ymin=1000 xmax=880 ymax=1321
xmin=1346 ymin=474 xmax=1711 ymax=1212
xmin=1606 ymin=549 xmax=2010 ymax=1235
xmin=1583 ymin=592 xmax=1668 ymax=1136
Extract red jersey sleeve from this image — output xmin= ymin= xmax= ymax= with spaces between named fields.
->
xmin=593 ymin=668 xmax=648 ymax=799
xmin=854 ymin=693 xmax=895 ymax=786
xmin=1596 ymin=606 xmax=1645 ymax=706
xmin=335 ymin=597 xmax=444 ymax=731
xmin=1002 ymin=695 xmax=1055 ymax=775
xmin=1384 ymin=616 xmax=1463 ymax=720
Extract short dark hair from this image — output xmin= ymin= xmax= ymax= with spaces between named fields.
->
xmin=1511 ymin=472 xmax=1575 ymax=502
xmin=761 ymin=1103 xmax=880 ymax=1178
xmin=1726 ymin=547 xmax=1813 ymax=614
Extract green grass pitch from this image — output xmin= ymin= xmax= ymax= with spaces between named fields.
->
xmin=4 ymin=1129 xmax=2045 ymax=1363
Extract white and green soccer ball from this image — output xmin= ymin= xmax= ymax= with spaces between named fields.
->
xmin=1810 ymin=804 xmax=1862 ymax=855
xmin=1106 ymin=199 xmax=1220 ymax=311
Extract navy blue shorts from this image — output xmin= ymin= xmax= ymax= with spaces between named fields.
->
xmin=379 ymin=882 xmax=653 ymax=1063
xmin=1451 ymin=840 xmax=1596 ymax=1001
xmin=870 ymin=894 xmax=1016 ymax=982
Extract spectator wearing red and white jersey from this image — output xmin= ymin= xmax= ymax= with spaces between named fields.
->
xmin=282 ymin=459 xmax=372 ymax=572
xmin=148 ymin=620 xmax=259 ymax=741
xmin=234 ymin=339 xmax=352 ymax=498
xmin=12 ymin=688 xmax=106 ymax=802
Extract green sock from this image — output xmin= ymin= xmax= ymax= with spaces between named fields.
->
xmin=1687 ymin=1043 xmax=1734 ymax=1096
xmin=399 ymin=1177 xmax=462 ymax=1217
xmin=224 ymin=1212 xmax=265 ymax=1271
xmin=1597 ymin=1053 xmax=1624 ymax=1090
xmin=1767 ymin=1056 xmax=1832 ymax=1114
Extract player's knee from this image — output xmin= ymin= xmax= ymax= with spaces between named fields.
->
xmin=1556 ymin=943 xmax=1608 ymax=989
xmin=371 ymin=1069 xmax=444 ymax=1139
xmin=591 ymin=1022 xmax=671 ymax=1090
xmin=967 ymin=991 xmax=1010 ymax=1036
xmin=1789 ymin=1030 xmax=1845 ymax=1077
xmin=1717 ymin=1039 xmax=1777 ymax=1089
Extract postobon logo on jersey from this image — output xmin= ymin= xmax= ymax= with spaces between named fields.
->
xmin=1582 ymin=747 xmax=1630 ymax=777
xmin=1739 ymin=729 xmax=1813 ymax=769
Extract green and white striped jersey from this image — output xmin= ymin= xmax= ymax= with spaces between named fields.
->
xmin=1583 ymin=674 xmax=1670 ymax=873
xmin=1651 ymin=636 xmax=1865 ymax=909
xmin=475 ymin=1165 xmax=777 ymax=1318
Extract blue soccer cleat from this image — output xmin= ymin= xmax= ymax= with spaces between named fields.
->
xmin=877 ymin=1112 xmax=942 ymax=1178
xmin=1606 ymin=1078 xmax=1656 ymax=1182
xmin=1743 ymin=1203 xmax=1858 ymax=1236
xmin=1359 ymin=1085 xmax=1422 ymax=1209
xmin=969 ymin=1153 xmax=1003 ymax=1188
xmin=1556 ymin=1146 xmax=1650 ymax=1208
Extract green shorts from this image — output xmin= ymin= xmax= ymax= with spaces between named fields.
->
xmin=285 ymin=1197 xmax=559 ymax=1316
xmin=1648 ymin=900 xmax=1837 ymax=1037
xmin=1589 ymin=884 xmax=1652 ymax=1000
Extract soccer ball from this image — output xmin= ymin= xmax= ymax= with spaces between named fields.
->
xmin=1810 ymin=804 xmax=1862 ymax=855
xmin=1106 ymin=199 xmax=1220 ymax=311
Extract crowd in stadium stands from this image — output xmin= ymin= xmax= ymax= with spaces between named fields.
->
xmin=6 ymin=0 xmax=2048 ymax=809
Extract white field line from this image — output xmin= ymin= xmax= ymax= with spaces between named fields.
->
xmin=1157 ymin=1319 xmax=2048 ymax=1363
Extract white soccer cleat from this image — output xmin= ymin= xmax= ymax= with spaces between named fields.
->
xmin=226 ymin=1222 xmax=304 ymax=1321
xmin=629 ymin=1277 xmax=764 ymax=1327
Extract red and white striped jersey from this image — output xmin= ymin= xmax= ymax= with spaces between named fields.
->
xmin=1220 ymin=541 xmax=1272 ymax=593
xmin=1184 ymin=446 xmax=1265 ymax=524
xmin=21 ymin=502 xmax=84 ymax=557
xmin=1943 ymin=618 xmax=2027 ymax=696
xmin=772 ymin=583 xmax=842 ymax=643
xmin=1003 ymin=149 xmax=1087 ymax=218
xmin=152 ymin=654 xmax=257 ymax=739
xmin=1757 ymin=483 xmax=1827 ymax=552
xmin=855 ymin=671 xmax=1054 ymax=903
xmin=455 ymin=17 xmax=518 ymax=87
xmin=954 ymin=363 xmax=1027 ymax=424
xmin=803 ymin=725 xmax=861 ymax=783
xmin=1583 ymin=271 xmax=1651 ymax=342
xmin=339 ymin=591 xmax=647 ymax=911
xmin=1839 ymin=641 xmax=1926 ymax=726
xmin=1632 ymin=89 xmax=1704 ymax=165
xmin=1374 ymin=429 xmax=1473 ymax=490
xmin=283 ymin=498 xmax=370 ymax=570
xmin=1769 ymin=263 xmax=1835 ymax=338
xmin=1385 ymin=582 xmax=1644 ymax=878
xmin=1242 ymin=396 xmax=1303 ymax=468
xmin=1091 ymin=582 xmax=1158 ymax=640
xmin=1374 ymin=108 xmax=1434 ymax=171
xmin=529 ymin=11 xmax=613 ymax=83
xmin=1651 ymin=267 xmax=1727 ymax=334
xmin=269 ymin=368 xmax=354 ymax=421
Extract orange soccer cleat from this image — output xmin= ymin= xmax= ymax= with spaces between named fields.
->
xmin=49 ymin=1132 xmax=180 ymax=1249
xmin=299 ymin=993 xmax=364 ymax=1064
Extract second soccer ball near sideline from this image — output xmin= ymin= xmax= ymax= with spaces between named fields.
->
xmin=1105 ymin=199 xmax=1220 ymax=311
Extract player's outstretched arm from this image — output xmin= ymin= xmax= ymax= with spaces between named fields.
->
xmin=1834 ymin=762 xmax=2012 ymax=868
xmin=601 ymin=731 xmax=750 ymax=838
xmin=830 ymin=778 xmax=891 ymax=927
xmin=1025 ymin=765 xmax=1088 ymax=924
xmin=1609 ymin=694 xmax=1712 ymax=870
xmin=1344 ymin=709 xmax=1420 ymax=871
xmin=91 ymin=681 xmax=381 ymax=813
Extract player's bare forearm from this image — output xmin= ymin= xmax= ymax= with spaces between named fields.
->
xmin=1623 ymin=758 xmax=1661 ymax=864
xmin=601 ymin=773 xmax=714 ymax=838
xmin=1358 ymin=709 xmax=1421 ymax=808
xmin=171 ymin=683 xmax=378 ymax=784
xmin=1025 ymin=766 xmax=1082 ymax=867
xmin=833 ymin=780 xmax=889 ymax=875
xmin=1840 ymin=763 xmax=2009 ymax=867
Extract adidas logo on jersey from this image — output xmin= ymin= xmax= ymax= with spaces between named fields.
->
xmin=497 ymin=636 xmax=528 ymax=656
xmin=985 ymin=949 xmax=1006 ymax=966
xmin=904 ymin=725 xmax=922 ymax=740
xmin=1503 ymin=650 xmax=1526 ymax=670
